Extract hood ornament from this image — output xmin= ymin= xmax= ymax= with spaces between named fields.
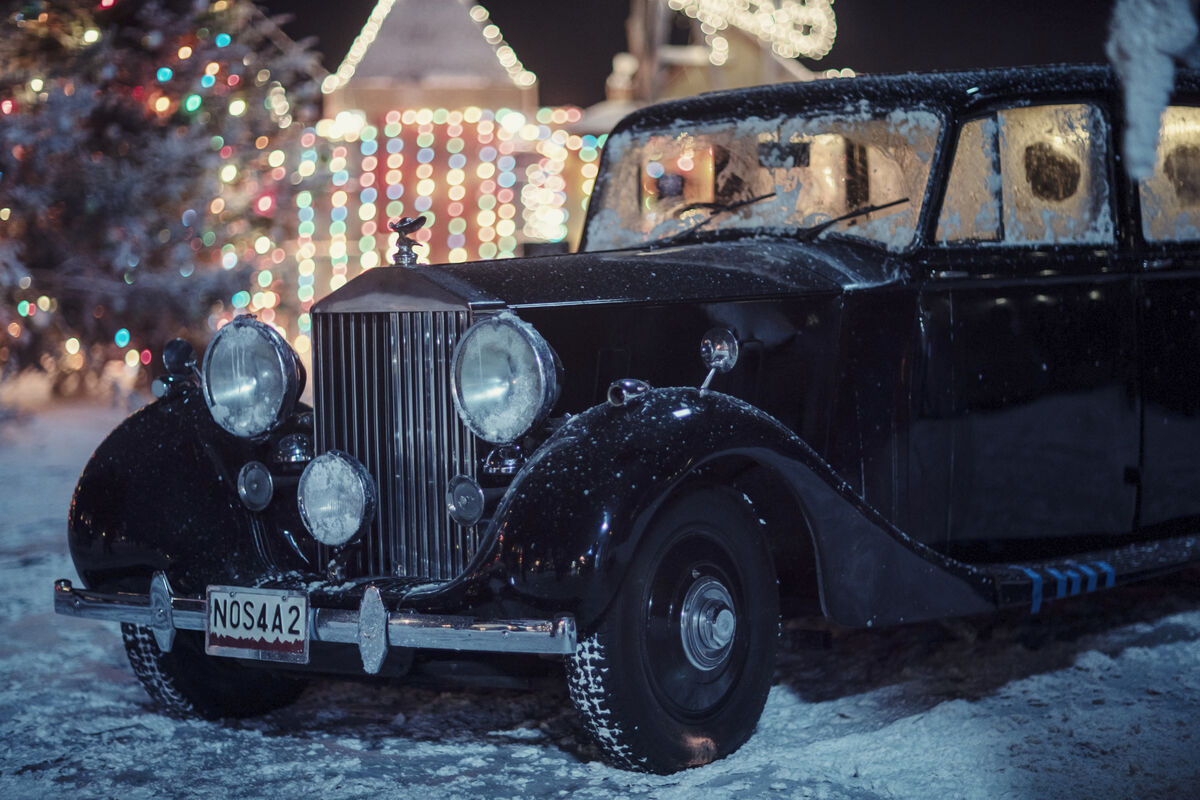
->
xmin=389 ymin=215 xmax=428 ymax=268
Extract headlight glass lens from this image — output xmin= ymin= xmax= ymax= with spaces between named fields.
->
xmin=452 ymin=313 xmax=559 ymax=444
xmin=202 ymin=316 xmax=300 ymax=438
xmin=298 ymin=451 xmax=376 ymax=547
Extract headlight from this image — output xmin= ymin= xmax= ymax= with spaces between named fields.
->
xmin=451 ymin=312 xmax=560 ymax=444
xmin=298 ymin=451 xmax=376 ymax=546
xmin=202 ymin=315 xmax=302 ymax=438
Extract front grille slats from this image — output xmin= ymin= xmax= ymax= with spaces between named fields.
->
xmin=434 ymin=313 xmax=450 ymax=574
xmin=313 ymin=309 xmax=476 ymax=580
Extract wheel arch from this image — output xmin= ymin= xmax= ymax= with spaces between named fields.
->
xmin=683 ymin=455 xmax=824 ymax=621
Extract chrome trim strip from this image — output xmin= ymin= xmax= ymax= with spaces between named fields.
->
xmin=53 ymin=579 xmax=576 ymax=657
xmin=55 ymin=578 xmax=206 ymax=631
xmin=386 ymin=613 xmax=577 ymax=653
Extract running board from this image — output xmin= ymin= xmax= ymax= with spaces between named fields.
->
xmin=981 ymin=532 xmax=1200 ymax=614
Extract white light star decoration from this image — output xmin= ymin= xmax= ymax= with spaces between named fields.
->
xmin=667 ymin=0 xmax=837 ymax=66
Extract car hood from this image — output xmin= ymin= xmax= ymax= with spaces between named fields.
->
xmin=313 ymin=236 xmax=902 ymax=314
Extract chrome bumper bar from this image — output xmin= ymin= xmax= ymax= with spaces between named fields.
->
xmin=54 ymin=574 xmax=576 ymax=674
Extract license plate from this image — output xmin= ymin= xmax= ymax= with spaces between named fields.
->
xmin=205 ymin=586 xmax=309 ymax=664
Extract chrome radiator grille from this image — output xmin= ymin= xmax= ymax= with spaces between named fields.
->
xmin=312 ymin=310 xmax=479 ymax=580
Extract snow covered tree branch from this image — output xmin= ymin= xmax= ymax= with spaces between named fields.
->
xmin=0 ymin=0 xmax=321 ymax=384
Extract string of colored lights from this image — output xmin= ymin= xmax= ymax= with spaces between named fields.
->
xmin=666 ymin=0 xmax=838 ymax=63
xmin=3 ymin=0 xmax=309 ymax=378
xmin=203 ymin=105 xmax=603 ymax=364
xmin=321 ymin=3 xmax=536 ymax=96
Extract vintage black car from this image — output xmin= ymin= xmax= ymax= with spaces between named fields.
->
xmin=55 ymin=64 xmax=1200 ymax=773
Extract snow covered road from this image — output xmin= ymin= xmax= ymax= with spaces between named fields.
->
xmin=2 ymin=405 xmax=1198 ymax=799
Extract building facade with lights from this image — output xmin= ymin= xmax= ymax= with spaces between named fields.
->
xmin=262 ymin=0 xmax=598 ymax=363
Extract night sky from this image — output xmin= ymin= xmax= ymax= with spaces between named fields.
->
xmin=261 ymin=0 xmax=1115 ymax=107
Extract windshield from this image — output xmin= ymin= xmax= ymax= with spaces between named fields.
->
xmin=583 ymin=108 xmax=942 ymax=252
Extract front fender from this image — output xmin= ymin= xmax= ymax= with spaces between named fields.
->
xmin=414 ymin=388 xmax=761 ymax=623
xmin=416 ymin=386 xmax=993 ymax=630
xmin=68 ymin=386 xmax=310 ymax=596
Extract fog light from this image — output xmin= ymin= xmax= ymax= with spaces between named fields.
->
xmin=298 ymin=451 xmax=376 ymax=546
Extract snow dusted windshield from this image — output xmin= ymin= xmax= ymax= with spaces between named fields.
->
xmin=584 ymin=108 xmax=942 ymax=252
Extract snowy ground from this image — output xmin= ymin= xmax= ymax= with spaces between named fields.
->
xmin=1 ymin=403 xmax=1199 ymax=799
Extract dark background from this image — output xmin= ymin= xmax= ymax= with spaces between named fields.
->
xmin=261 ymin=0 xmax=1115 ymax=107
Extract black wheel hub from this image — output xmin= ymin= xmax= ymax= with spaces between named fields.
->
xmin=642 ymin=532 xmax=747 ymax=718
xmin=679 ymin=575 xmax=737 ymax=670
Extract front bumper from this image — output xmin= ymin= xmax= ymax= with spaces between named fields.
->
xmin=54 ymin=572 xmax=576 ymax=675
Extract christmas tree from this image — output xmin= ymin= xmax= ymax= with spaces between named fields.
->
xmin=0 ymin=0 xmax=321 ymax=392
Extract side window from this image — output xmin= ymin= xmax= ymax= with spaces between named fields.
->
xmin=937 ymin=103 xmax=1113 ymax=246
xmin=1139 ymin=105 xmax=1200 ymax=242
xmin=936 ymin=116 xmax=1001 ymax=242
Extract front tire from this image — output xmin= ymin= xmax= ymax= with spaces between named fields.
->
xmin=567 ymin=486 xmax=778 ymax=772
xmin=122 ymin=624 xmax=306 ymax=720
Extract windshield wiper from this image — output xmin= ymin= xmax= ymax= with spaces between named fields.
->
xmin=650 ymin=191 xmax=777 ymax=248
xmin=795 ymin=196 xmax=910 ymax=242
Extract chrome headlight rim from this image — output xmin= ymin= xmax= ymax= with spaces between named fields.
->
xmin=451 ymin=312 xmax=560 ymax=445
xmin=201 ymin=315 xmax=302 ymax=439
xmin=297 ymin=450 xmax=377 ymax=548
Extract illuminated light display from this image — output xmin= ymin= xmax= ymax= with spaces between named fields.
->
xmin=4 ymin=4 xmax=617 ymax=382
xmin=322 ymin=1 xmax=536 ymax=96
xmin=291 ymin=104 xmax=596 ymax=318
xmin=665 ymin=0 xmax=838 ymax=61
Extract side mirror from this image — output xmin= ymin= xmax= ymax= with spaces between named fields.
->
xmin=699 ymin=328 xmax=739 ymax=392
xmin=700 ymin=328 xmax=739 ymax=374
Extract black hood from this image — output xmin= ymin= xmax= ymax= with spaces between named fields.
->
xmin=313 ymin=236 xmax=902 ymax=314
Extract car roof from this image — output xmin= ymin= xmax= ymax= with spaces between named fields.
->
xmin=611 ymin=64 xmax=1200 ymax=133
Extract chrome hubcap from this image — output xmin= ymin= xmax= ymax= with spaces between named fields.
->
xmin=680 ymin=576 xmax=737 ymax=671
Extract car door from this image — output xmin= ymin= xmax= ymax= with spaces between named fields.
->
xmin=1133 ymin=103 xmax=1200 ymax=530
xmin=921 ymin=102 xmax=1139 ymax=560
